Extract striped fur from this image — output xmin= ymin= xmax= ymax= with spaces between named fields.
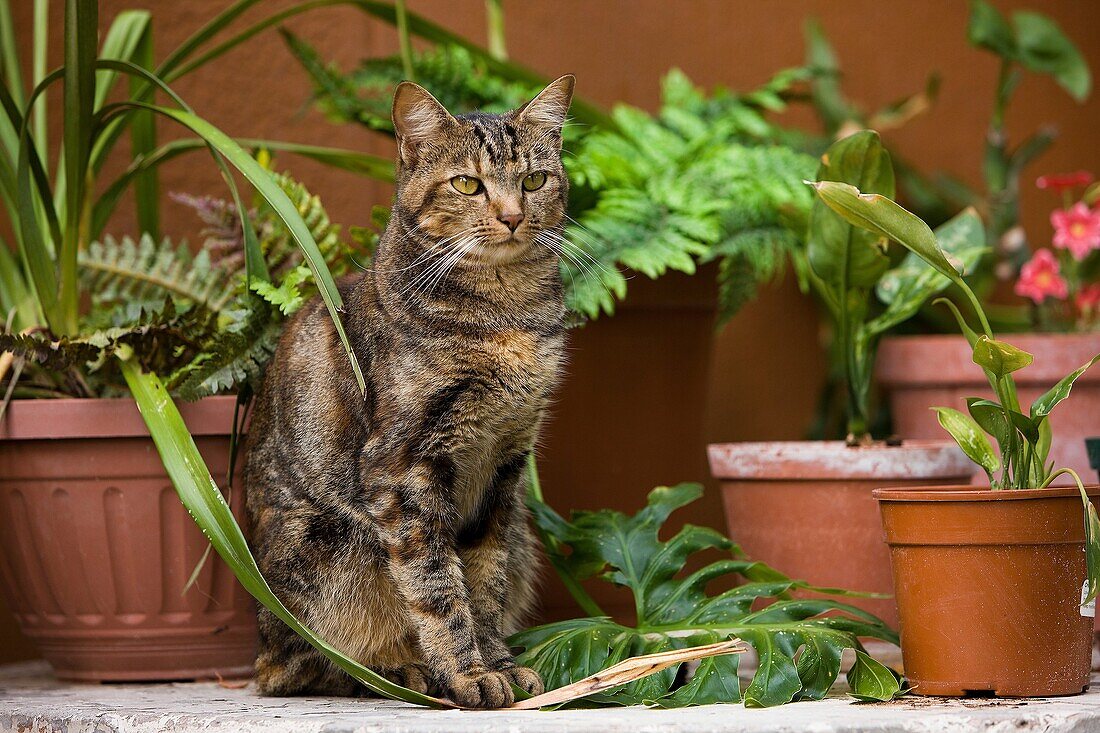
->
xmin=244 ymin=76 xmax=574 ymax=708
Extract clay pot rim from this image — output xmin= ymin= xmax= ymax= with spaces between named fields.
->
xmin=882 ymin=332 xmax=1100 ymax=346
xmin=0 ymin=395 xmax=241 ymax=440
xmin=878 ymin=332 xmax=1100 ymax=386
xmin=873 ymin=483 xmax=1100 ymax=502
xmin=707 ymin=439 xmax=974 ymax=480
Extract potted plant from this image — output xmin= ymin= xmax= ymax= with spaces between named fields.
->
xmin=708 ymin=131 xmax=982 ymax=626
xmin=877 ymin=0 xmax=1097 ymax=479
xmin=0 ymin=0 xmax=375 ymax=681
xmin=814 ymin=177 xmax=1100 ymax=697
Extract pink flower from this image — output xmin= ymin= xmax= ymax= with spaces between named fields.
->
xmin=1051 ymin=203 xmax=1100 ymax=260
xmin=1077 ymin=284 xmax=1100 ymax=313
xmin=1015 ymin=249 xmax=1069 ymax=304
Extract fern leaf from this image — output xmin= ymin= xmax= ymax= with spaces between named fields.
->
xmin=167 ymin=296 xmax=281 ymax=401
xmin=80 ymin=234 xmax=236 ymax=317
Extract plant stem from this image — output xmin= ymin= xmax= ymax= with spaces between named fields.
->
xmin=525 ymin=454 xmax=607 ymax=618
xmin=394 ymin=0 xmax=415 ymax=81
xmin=485 ymin=0 xmax=507 ymax=61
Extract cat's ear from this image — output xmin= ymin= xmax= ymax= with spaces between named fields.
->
xmin=516 ymin=74 xmax=575 ymax=140
xmin=391 ymin=82 xmax=457 ymax=166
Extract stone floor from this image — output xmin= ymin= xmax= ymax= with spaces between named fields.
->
xmin=3 ymin=661 xmax=1100 ymax=733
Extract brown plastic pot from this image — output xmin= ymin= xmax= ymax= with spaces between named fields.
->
xmin=707 ymin=441 xmax=973 ymax=625
xmin=875 ymin=485 xmax=1099 ymax=697
xmin=878 ymin=333 xmax=1100 ymax=479
xmin=0 ymin=397 xmax=256 ymax=681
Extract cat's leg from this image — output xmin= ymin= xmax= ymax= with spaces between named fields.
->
xmin=458 ymin=452 xmax=544 ymax=696
xmin=379 ymin=663 xmax=434 ymax=695
xmin=254 ymin=606 xmax=361 ymax=696
xmin=366 ymin=468 xmax=515 ymax=708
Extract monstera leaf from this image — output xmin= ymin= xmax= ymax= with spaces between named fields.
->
xmin=511 ymin=485 xmax=902 ymax=707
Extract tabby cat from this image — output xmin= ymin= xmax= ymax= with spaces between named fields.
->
xmin=244 ymin=75 xmax=575 ymax=708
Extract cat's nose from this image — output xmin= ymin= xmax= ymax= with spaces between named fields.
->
xmin=498 ymin=212 xmax=525 ymax=232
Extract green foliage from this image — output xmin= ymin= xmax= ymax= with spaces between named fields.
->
xmin=174 ymin=166 xmax=372 ymax=304
xmin=969 ymin=0 xmax=1090 ymax=102
xmin=807 ymin=138 xmax=986 ymax=440
xmin=165 ymin=295 xmax=282 ymax=402
xmin=565 ymin=70 xmax=818 ymax=321
xmin=813 ymin=180 xmax=1100 ymax=601
xmin=1 ymin=298 xmax=216 ymax=396
xmin=5 ymin=158 xmax=361 ymax=402
xmin=162 ymin=167 xmax=367 ymax=400
xmin=285 ymin=36 xmax=540 ymax=133
xmin=79 ymin=234 xmax=235 ymax=325
xmin=511 ymin=484 xmax=902 ymax=707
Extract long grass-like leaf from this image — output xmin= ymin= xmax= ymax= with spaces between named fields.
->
xmin=0 ymin=0 xmax=24 ymax=111
xmin=99 ymin=101 xmax=366 ymax=393
xmin=95 ymin=10 xmax=159 ymax=238
xmin=117 ymin=360 xmax=445 ymax=707
xmin=58 ymin=0 xmax=98 ymax=335
xmin=92 ymin=137 xmax=392 ymax=240
xmin=31 ymin=0 xmax=47 ymax=149
xmin=128 ymin=27 xmax=160 ymax=239
xmin=95 ymin=10 xmax=152 ymax=109
xmin=156 ymin=0 xmax=265 ymax=80
xmin=160 ymin=0 xmax=612 ymax=130
xmin=13 ymin=70 xmax=66 ymax=331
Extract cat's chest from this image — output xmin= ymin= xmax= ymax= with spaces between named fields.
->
xmin=461 ymin=329 xmax=561 ymax=413
xmin=391 ymin=328 xmax=561 ymax=419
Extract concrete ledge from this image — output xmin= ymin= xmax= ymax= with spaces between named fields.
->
xmin=3 ymin=661 xmax=1100 ymax=733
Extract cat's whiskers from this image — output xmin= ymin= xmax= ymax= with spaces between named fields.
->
xmin=539 ymin=228 xmax=615 ymax=282
xmin=423 ymin=235 xmax=480 ymax=299
xmin=376 ymin=226 xmax=466 ymax=275
xmin=561 ymin=214 xmax=618 ymax=277
xmin=534 ymin=229 xmax=604 ymax=297
xmin=534 ymin=230 xmax=582 ymax=294
xmin=394 ymin=228 xmax=481 ymax=298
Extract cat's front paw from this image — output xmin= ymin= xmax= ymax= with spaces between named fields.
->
xmin=498 ymin=664 xmax=544 ymax=696
xmin=447 ymin=668 xmax=514 ymax=708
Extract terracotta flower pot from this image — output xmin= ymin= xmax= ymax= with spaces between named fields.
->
xmin=878 ymin=333 xmax=1100 ymax=479
xmin=874 ymin=485 xmax=1099 ymax=697
xmin=707 ymin=441 xmax=973 ymax=626
xmin=0 ymin=397 xmax=256 ymax=681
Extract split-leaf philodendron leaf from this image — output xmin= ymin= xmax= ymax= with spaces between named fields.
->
xmin=512 ymin=484 xmax=902 ymax=707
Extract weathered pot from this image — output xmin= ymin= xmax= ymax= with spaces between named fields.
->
xmin=707 ymin=441 xmax=973 ymax=625
xmin=0 ymin=397 xmax=256 ymax=681
xmin=875 ymin=485 xmax=1099 ymax=697
xmin=878 ymin=333 xmax=1100 ymax=479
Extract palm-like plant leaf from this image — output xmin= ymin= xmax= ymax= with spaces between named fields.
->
xmin=514 ymin=485 xmax=902 ymax=707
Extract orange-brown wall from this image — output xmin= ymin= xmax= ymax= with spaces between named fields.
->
xmin=3 ymin=0 xmax=1097 ymax=661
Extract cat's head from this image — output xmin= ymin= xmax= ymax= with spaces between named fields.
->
xmin=389 ymin=75 xmax=574 ymax=266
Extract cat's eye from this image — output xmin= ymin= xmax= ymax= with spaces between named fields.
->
xmin=522 ymin=171 xmax=548 ymax=192
xmin=451 ymin=175 xmax=483 ymax=195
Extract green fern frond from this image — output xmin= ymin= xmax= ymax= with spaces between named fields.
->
xmin=166 ymin=296 xmax=281 ymax=401
xmin=80 ymin=234 xmax=236 ymax=318
xmin=3 ymin=298 xmax=217 ymax=378
xmin=564 ymin=71 xmax=817 ymax=322
xmin=284 ymin=34 xmax=538 ymax=133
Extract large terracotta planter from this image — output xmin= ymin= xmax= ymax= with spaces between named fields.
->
xmin=874 ymin=485 xmax=1099 ymax=697
xmin=707 ymin=441 xmax=973 ymax=625
xmin=0 ymin=397 xmax=256 ymax=681
xmin=879 ymin=333 xmax=1100 ymax=478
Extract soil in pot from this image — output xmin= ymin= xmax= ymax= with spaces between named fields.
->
xmin=0 ymin=397 xmax=256 ymax=682
xmin=875 ymin=485 xmax=1098 ymax=697
xmin=707 ymin=440 xmax=974 ymax=627
xmin=878 ymin=333 xmax=1100 ymax=479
